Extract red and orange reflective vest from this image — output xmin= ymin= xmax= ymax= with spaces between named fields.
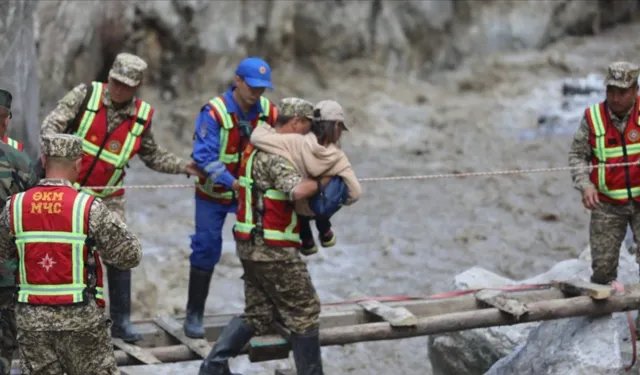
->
xmin=9 ymin=185 xmax=105 ymax=307
xmin=233 ymin=144 xmax=301 ymax=247
xmin=2 ymin=135 xmax=24 ymax=152
xmin=74 ymin=81 xmax=153 ymax=198
xmin=195 ymin=95 xmax=277 ymax=204
xmin=586 ymin=98 xmax=640 ymax=203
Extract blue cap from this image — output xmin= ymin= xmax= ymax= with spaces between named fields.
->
xmin=235 ymin=57 xmax=274 ymax=89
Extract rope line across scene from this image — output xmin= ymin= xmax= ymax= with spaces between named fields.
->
xmin=82 ymin=161 xmax=640 ymax=190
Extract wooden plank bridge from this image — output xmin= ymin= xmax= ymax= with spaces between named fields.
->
xmin=7 ymin=280 xmax=640 ymax=374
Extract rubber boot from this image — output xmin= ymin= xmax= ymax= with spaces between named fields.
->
xmin=291 ymin=329 xmax=324 ymax=375
xmin=198 ymin=316 xmax=254 ymax=375
xmin=107 ymin=266 xmax=142 ymax=343
xmin=184 ymin=266 xmax=213 ymax=338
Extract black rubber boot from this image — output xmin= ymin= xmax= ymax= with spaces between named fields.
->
xmin=198 ymin=316 xmax=254 ymax=375
xmin=184 ymin=266 xmax=213 ymax=338
xmin=291 ymin=329 xmax=324 ymax=375
xmin=107 ymin=266 xmax=142 ymax=343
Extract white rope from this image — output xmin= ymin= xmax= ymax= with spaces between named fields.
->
xmin=81 ymin=161 xmax=638 ymax=191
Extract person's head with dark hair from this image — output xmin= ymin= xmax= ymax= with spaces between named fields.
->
xmin=274 ymin=97 xmax=314 ymax=134
xmin=0 ymin=89 xmax=12 ymax=138
xmin=311 ymin=100 xmax=349 ymax=146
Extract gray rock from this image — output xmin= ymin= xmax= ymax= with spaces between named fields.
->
xmin=33 ymin=0 xmax=640 ymax=113
xmin=0 ymin=0 xmax=41 ymax=159
xmin=428 ymin=245 xmax=639 ymax=375
xmin=484 ymin=314 xmax=631 ymax=375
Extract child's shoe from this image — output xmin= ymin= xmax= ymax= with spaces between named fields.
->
xmin=300 ymin=237 xmax=318 ymax=256
xmin=319 ymin=230 xmax=336 ymax=248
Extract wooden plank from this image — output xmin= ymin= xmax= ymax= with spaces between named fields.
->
xmin=474 ymin=289 xmax=529 ymax=319
xmin=152 ymin=315 xmax=212 ymax=358
xmin=552 ymin=279 xmax=615 ymax=300
xmin=274 ymin=369 xmax=296 ymax=375
xmin=357 ymin=299 xmax=418 ymax=327
xmin=112 ymin=338 xmax=162 ymax=365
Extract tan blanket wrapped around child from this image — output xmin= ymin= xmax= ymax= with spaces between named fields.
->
xmin=250 ymin=124 xmax=361 ymax=217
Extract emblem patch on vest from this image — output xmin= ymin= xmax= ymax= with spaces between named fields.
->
xmin=108 ymin=140 xmax=122 ymax=152
xmin=90 ymin=135 xmax=98 ymax=142
xmin=629 ymin=130 xmax=639 ymax=142
xmin=38 ymin=253 xmax=56 ymax=272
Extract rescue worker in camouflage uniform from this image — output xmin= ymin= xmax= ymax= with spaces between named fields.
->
xmin=39 ymin=52 xmax=205 ymax=342
xmin=198 ymin=99 xmax=324 ymax=375
xmin=569 ymin=61 xmax=640 ymax=286
xmin=0 ymin=134 xmax=142 ymax=375
xmin=0 ymin=90 xmax=38 ymax=375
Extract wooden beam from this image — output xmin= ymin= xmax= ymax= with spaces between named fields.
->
xmin=474 ymin=289 xmax=529 ymax=319
xmin=274 ymin=370 xmax=296 ymax=375
xmin=112 ymin=338 xmax=162 ymax=365
xmin=5 ymin=286 xmax=640 ymax=368
xmin=129 ymin=286 xmax=566 ymax=349
xmin=317 ymin=288 xmax=640 ymax=346
xmin=152 ymin=316 xmax=212 ymax=358
xmin=552 ymin=279 xmax=615 ymax=300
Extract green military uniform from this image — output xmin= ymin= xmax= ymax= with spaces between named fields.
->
xmin=198 ymin=98 xmax=324 ymax=375
xmin=0 ymin=134 xmax=142 ymax=375
xmin=569 ymin=62 xmax=640 ymax=285
xmin=0 ymin=89 xmax=37 ymax=374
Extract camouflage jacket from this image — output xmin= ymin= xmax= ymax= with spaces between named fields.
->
xmin=0 ymin=142 xmax=38 ymax=206
xmin=236 ymin=151 xmax=303 ymax=262
xmin=568 ymin=103 xmax=633 ymax=192
xmin=0 ymin=143 xmax=38 ymax=292
xmin=40 ymin=83 xmax=188 ymax=174
xmin=0 ymin=179 xmax=142 ymax=331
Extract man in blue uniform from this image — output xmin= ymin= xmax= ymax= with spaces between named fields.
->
xmin=185 ymin=57 xmax=278 ymax=338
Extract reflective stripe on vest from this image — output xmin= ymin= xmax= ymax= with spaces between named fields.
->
xmin=74 ymin=81 xmax=151 ymax=197
xmin=11 ymin=191 xmax=103 ymax=303
xmin=3 ymin=136 xmax=21 ymax=151
xmin=196 ymin=96 xmax=273 ymax=202
xmin=234 ymin=149 xmax=300 ymax=244
xmin=588 ymin=103 xmax=640 ymax=200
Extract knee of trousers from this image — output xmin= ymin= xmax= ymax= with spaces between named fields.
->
xmin=189 ymin=247 xmax=221 ymax=271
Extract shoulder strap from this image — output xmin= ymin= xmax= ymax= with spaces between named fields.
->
xmin=64 ymin=83 xmax=94 ymax=135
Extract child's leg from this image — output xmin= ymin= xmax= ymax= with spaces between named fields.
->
xmin=316 ymin=216 xmax=336 ymax=247
xmin=299 ymin=215 xmax=313 ymax=242
xmin=315 ymin=217 xmax=332 ymax=234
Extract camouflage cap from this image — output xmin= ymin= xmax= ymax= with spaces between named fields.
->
xmin=314 ymin=100 xmax=349 ymax=131
xmin=41 ymin=134 xmax=83 ymax=159
xmin=109 ymin=53 xmax=148 ymax=87
xmin=0 ymin=89 xmax=12 ymax=110
xmin=278 ymin=97 xmax=314 ymax=119
xmin=604 ymin=61 xmax=640 ymax=89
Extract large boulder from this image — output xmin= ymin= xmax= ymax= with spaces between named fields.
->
xmin=428 ymin=245 xmax=639 ymax=375
xmin=484 ymin=313 xmax=634 ymax=375
xmin=0 ymin=0 xmax=41 ymax=159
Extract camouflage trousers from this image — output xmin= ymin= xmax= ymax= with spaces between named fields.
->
xmin=18 ymin=320 xmax=118 ymax=375
xmin=240 ymin=259 xmax=321 ymax=335
xmin=590 ymin=201 xmax=640 ymax=284
xmin=0 ymin=290 xmax=16 ymax=375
